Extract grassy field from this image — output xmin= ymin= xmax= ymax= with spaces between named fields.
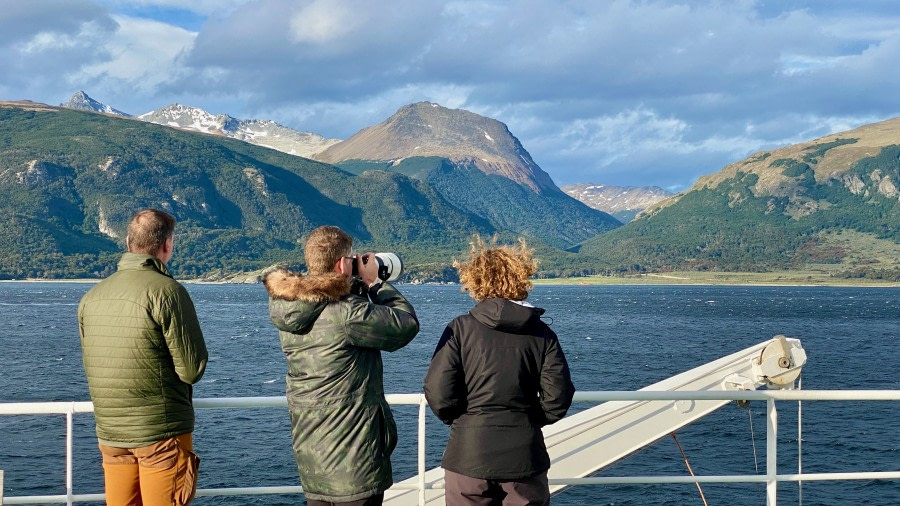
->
xmin=533 ymin=270 xmax=899 ymax=287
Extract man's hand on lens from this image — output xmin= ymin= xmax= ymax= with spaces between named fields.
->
xmin=357 ymin=252 xmax=380 ymax=287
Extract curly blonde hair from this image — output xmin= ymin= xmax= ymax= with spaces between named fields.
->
xmin=455 ymin=236 xmax=538 ymax=302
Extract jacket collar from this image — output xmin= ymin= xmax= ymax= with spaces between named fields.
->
xmin=117 ymin=252 xmax=171 ymax=277
xmin=470 ymin=298 xmax=545 ymax=332
xmin=263 ymin=269 xmax=352 ymax=302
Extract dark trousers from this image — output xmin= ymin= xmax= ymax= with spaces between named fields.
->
xmin=306 ymin=493 xmax=384 ymax=506
xmin=444 ymin=469 xmax=550 ymax=506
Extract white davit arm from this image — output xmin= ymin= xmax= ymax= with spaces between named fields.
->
xmin=385 ymin=336 xmax=807 ymax=504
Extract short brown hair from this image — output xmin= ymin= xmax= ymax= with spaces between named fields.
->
xmin=304 ymin=226 xmax=352 ymax=275
xmin=126 ymin=209 xmax=176 ymax=255
xmin=455 ymin=236 xmax=538 ymax=302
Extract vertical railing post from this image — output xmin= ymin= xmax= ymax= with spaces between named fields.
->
xmin=418 ymin=395 xmax=427 ymax=506
xmin=766 ymin=397 xmax=778 ymax=506
xmin=66 ymin=406 xmax=75 ymax=506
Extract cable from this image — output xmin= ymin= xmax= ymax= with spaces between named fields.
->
xmin=670 ymin=432 xmax=709 ymax=506
xmin=747 ymin=404 xmax=762 ymax=506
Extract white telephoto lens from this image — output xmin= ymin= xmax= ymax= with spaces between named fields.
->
xmin=375 ymin=252 xmax=402 ymax=282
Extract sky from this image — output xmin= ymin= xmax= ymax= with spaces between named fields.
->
xmin=4 ymin=0 xmax=900 ymax=191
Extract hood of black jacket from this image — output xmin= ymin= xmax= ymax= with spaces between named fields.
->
xmin=469 ymin=298 xmax=545 ymax=333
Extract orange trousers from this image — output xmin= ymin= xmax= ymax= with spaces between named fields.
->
xmin=99 ymin=433 xmax=199 ymax=506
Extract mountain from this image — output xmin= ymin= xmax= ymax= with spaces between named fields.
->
xmin=314 ymin=102 xmax=621 ymax=248
xmin=561 ymin=184 xmax=674 ymax=222
xmin=0 ymin=102 xmax=499 ymax=279
xmin=315 ymin=102 xmax=559 ymax=192
xmin=138 ymin=104 xmax=340 ymax=158
xmin=578 ymin=118 xmax=900 ymax=280
xmin=60 ymin=91 xmax=130 ymax=116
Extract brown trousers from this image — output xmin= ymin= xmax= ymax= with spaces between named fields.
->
xmin=444 ymin=469 xmax=550 ymax=506
xmin=98 ymin=433 xmax=199 ymax=506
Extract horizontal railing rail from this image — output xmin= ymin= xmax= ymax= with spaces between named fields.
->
xmin=1 ymin=390 xmax=899 ymax=505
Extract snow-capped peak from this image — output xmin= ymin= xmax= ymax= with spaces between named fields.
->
xmin=60 ymin=91 xmax=130 ymax=117
xmin=138 ymin=104 xmax=341 ymax=158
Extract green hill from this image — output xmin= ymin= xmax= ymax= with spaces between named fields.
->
xmin=337 ymin=156 xmax=621 ymax=249
xmin=578 ymin=121 xmax=900 ymax=281
xmin=0 ymin=103 xmax=498 ymax=278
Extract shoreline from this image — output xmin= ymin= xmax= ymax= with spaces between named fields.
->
xmin=532 ymin=272 xmax=900 ymax=288
xmin=3 ymin=277 xmax=898 ymax=288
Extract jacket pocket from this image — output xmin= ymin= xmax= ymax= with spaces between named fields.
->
xmin=379 ymin=402 xmax=398 ymax=459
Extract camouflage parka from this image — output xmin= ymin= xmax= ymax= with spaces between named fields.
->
xmin=263 ymin=269 xmax=419 ymax=503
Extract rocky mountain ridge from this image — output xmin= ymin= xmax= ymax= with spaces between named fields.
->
xmin=580 ymin=117 xmax=899 ymax=278
xmin=60 ymin=91 xmax=129 ymax=117
xmin=314 ymin=102 xmax=558 ymax=192
xmin=646 ymin=117 xmax=900 ymax=217
xmin=561 ymin=183 xmax=674 ymax=222
xmin=136 ymin=103 xmax=340 ymax=158
xmin=61 ymin=94 xmax=649 ymax=216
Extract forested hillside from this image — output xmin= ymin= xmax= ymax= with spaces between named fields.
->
xmin=0 ymin=103 xmax=497 ymax=278
xmin=579 ymin=130 xmax=900 ymax=280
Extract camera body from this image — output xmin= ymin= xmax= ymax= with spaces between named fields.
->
xmin=351 ymin=252 xmax=403 ymax=282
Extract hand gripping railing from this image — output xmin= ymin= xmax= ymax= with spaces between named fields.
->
xmin=1 ymin=390 xmax=899 ymax=506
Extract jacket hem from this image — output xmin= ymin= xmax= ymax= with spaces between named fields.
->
xmin=303 ymin=484 xmax=389 ymax=503
xmin=441 ymin=464 xmax=549 ymax=481
xmin=98 ymin=429 xmax=193 ymax=449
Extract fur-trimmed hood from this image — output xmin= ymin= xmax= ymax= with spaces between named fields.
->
xmin=263 ymin=269 xmax=351 ymax=302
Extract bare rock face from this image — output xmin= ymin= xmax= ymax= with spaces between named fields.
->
xmin=313 ymin=102 xmax=558 ymax=192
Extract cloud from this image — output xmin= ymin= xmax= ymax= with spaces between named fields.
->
xmin=0 ymin=0 xmax=194 ymax=111
xmin=0 ymin=0 xmax=118 ymax=100
xmin=288 ymin=1 xmax=360 ymax=44
xmin=74 ymin=16 xmax=195 ymax=97
xmin=5 ymin=0 xmax=900 ymax=190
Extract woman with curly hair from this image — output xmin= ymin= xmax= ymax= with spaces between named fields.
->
xmin=424 ymin=237 xmax=575 ymax=505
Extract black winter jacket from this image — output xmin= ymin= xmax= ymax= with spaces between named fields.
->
xmin=424 ymin=298 xmax=575 ymax=480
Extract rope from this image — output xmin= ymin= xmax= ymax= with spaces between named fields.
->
xmin=747 ymin=405 xmax=762 ymax=506
xmin=670 ymin=432 xmax=709 ymax=506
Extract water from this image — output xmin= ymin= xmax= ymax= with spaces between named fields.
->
xmin=1 ymin=282 xmax=898 ymax=505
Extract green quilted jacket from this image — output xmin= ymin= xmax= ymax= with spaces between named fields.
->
xmin=264 ymin=269 xmax=419 ymax=503
xmin=78 ymin=253 xmax=208 ymax=447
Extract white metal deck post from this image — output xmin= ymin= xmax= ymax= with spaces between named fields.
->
xmin=66 ymin=406 xmax=74 ymax=506
xmin=766 ymin=398 xmax=778 ymax=506
xmin=418 ymin=395 xmax=426 ymax=506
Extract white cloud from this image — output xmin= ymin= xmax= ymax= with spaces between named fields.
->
xmin=73 ymin=15 xmax=195 ymax=90
xmin=6 ymin=0 xmax=900 ymax=189
xmin=289 ymin=1 xmax=359 ymax=44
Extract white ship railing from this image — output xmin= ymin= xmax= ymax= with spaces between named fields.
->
xmin=2 ymin=390 xmax=899 ymax=506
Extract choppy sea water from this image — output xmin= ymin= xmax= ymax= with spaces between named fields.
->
xmin=1 ymin=282 xmax=898 ymax=505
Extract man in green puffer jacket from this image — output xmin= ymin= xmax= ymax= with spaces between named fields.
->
xmin=78 ymin=209 xmax=207 ymax=506
xmin=263 ymin=226 xmax=419 ymax=506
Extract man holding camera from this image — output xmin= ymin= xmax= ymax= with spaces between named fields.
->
xmin=263 ymin=226 xmax=419 ymax=506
